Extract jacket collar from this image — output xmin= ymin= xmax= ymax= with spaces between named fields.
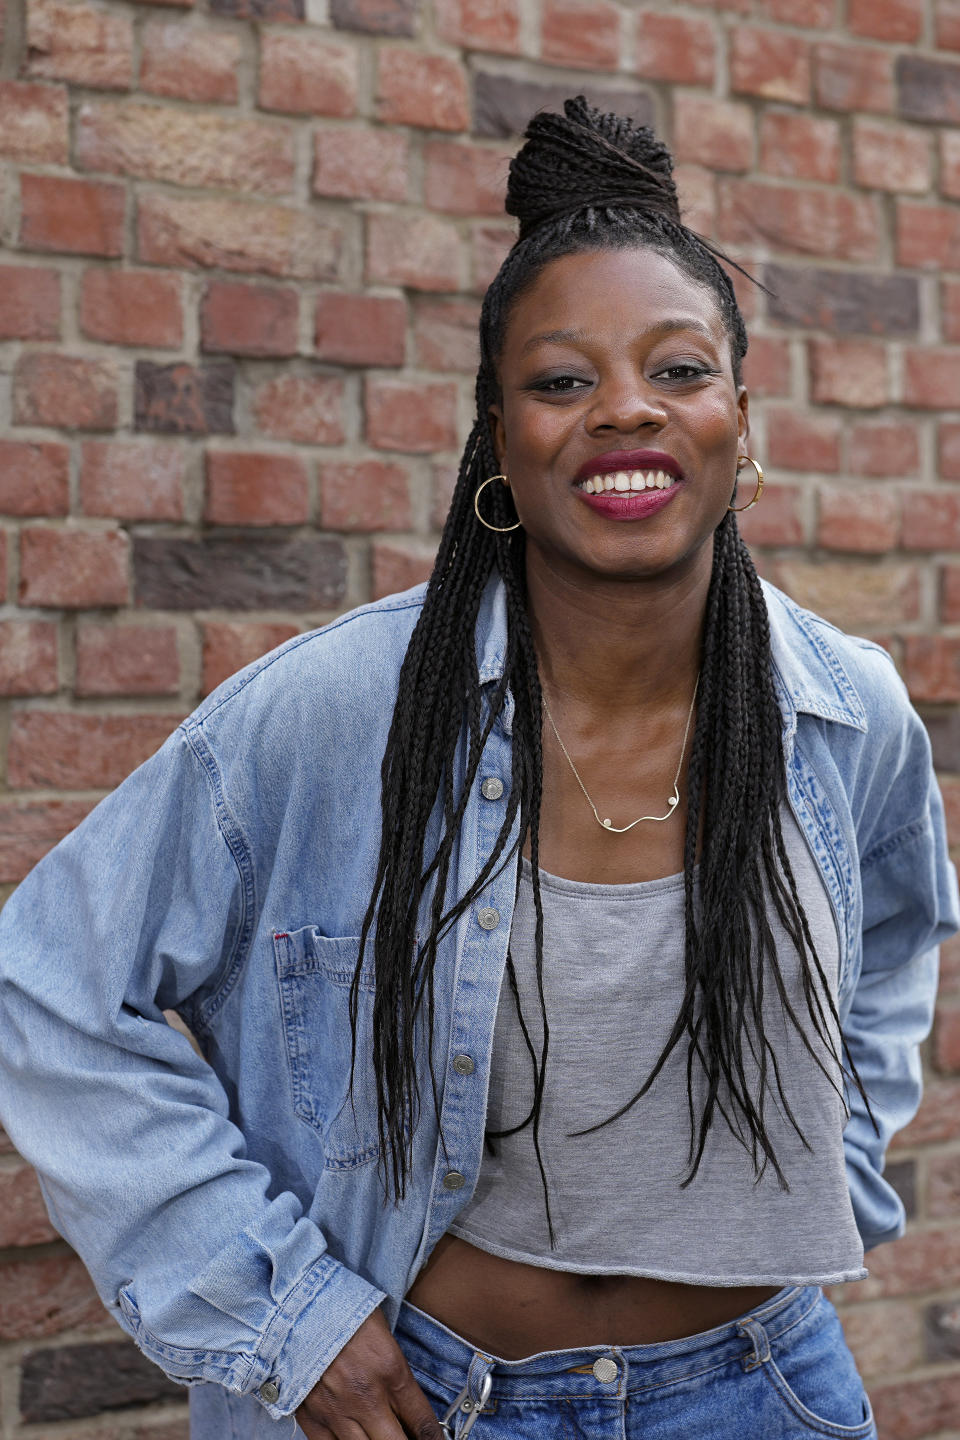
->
xmin=474 ymin=575 xmax=868 ymax=737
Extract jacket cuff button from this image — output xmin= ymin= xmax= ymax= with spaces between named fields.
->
xmin=259 ymin=1380 xmax=280 ymax=1404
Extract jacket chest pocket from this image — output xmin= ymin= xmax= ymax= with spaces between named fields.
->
xmin=274 ymin=926 xmax=380 ymax=1169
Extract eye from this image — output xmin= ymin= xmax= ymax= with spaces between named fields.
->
xmin=530 ymin=374 xmax=590 ymax=395
xmin=657 ymin=363 xmax=715 ymax=383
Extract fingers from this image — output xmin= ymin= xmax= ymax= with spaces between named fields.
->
xmin=387 ymin=1369 xmax=447 ymax=1440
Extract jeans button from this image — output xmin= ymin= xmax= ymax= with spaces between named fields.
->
xmin=592 ymin=1357 xmax=618 ymax=1383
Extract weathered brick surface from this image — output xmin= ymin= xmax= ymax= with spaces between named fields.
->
xmin=0 ymin=1163 xmax=60 ymax=1247
xmin=20 ymin=1340 xmax=183 ymax=1423
xmin=0 ymin=6 xmax=959 ymax=1434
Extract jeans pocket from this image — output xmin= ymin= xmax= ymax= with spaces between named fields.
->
xmin=274 ymin=926 xmax=381 ymax=1168
xmin=761 ymin=1298 xmax=875 ymax=1438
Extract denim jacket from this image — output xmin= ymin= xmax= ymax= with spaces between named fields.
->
xmin=0 ymin=577 xmax=956 ymax=1431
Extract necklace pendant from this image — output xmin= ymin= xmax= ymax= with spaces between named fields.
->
xmin=603 ymin=818 xmax=613 ymax=828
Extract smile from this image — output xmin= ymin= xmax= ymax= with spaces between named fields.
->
xmin=576 ymin=470 xmax=678 ymax=494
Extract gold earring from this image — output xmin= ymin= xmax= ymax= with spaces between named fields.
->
xmin=728 ymin=455 xmax=764 ymax=512
xmin=474 ymin=474 xmax=521 ymax=533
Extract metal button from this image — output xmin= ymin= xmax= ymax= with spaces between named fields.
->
xmin=259 ymin=1380 xmax=280 ymax=1404
xmin=477 ymin=907 xmax=500 ymax=930
xmin=453 ymin=1053 xmax=475 ymax=1075
xmin=481 ymin=777 xmax=504 ymax=801
xmin=592 ymin=1357 xmax=618 ymax=1384
xmin=443 ymin=1170 xmax=466 ymax=1190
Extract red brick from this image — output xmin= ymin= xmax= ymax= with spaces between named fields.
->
xmin=76 ymin=100 xmax=295 ymax=196
xmin=758 ymin=111 xmax=840 ymax=184
xmin=200 ymin=281 xmax=298 ymax=358
xmin=718 ymin=180 xmax=879 ymax=262
xmin=809 ymin=338 xmax=888 ymax=408
xmin=79 ymin=268 xmax=183 ymax=348
xmin=928 ymin=1150 xmax=960 ymax=1219
xmin=674 ymin=164 xmax=716 ymax=235
xmin=849 ymin=0 xmax=923 ymax=42
xmin=850 ymin=1225 xmax=960 ymax=1303
xmin=940 ymin=130 xmax=960 ymax=202
xmin=366 ymin=212 xmax=462 ymax=292
xmin=201 ymin=621 xmax=299 ymax=695
xmin=0 ymin=441 xmax=68 ymax=515
xmin=849 ymin=422 xmax=919 ymax=477
xmin=853 ymin=118 xmax=931 ymax=195
xmin=24 ymin=0 xmax=133 ymax=89
xmin=20 ymin=173 xmax=124 ymax=257
xmin=731 ymin=26 xmax=810 ymax=103
xmin=673 ymin=95 xmax=753 ymax=173
xmin=19 ymin=527 xmax=129 ymax=608
xmin=318 ymin=458 xmax=412 ymax=531
xmin=314 ymin=292 xmax=406 ymax=367
xmin=365 ymin=377 xmax=459 ymax=453
xmin=8 ymin=712 xmax=179 ymax=789
xmin=870 ymin=1370 xmax=960 ymax=1437
xmin=541 ymin=0 xmax=620 ymax=69
xmin=75 ymin=623 xmax=179 ymax=697
xmin=424 ymin=139 xmax=509 ymax=217
xmin=0 ymin=265 xmax=60 ymax=340
xmin=13 ymin=352 xmax=118 ymax=431
xmin=897 ymin=200 xmax=960 ymax=269
xmin=735 ymin=482 xmax=804 ymax=547
xmin=0 ymin=1253 xmax=103 ymax=1341
xmin=376 ymin=48 xmax=468 ymax=131
xmin=937 ymin=932 xmax=960 ymax=995
xmin=937 ymin=0 xmax=960 ymax=49
xmin=903 ymin=490 xmax=960 ymax=550
xmin=140 ymin=19 xmax=240 ymax=104
xmin=0 ymin=80 xmax=68 ymax=163
xmin=777 ymin=560 xmax=919 ymax=628
xmin=942 ymin=421 xmax=960 ymax=480
xmin=740 ymin=335 xmax=791 ymax=397
xmin=903 ymin=636 xmax=960 ymax=702
xmin=814 ymin=42 xmax=894 ymax=113
xmin=934 ymin=1003 xmax=960 ymax=1071
xmin=892 ymin=1077 xmax=960 ymax=1146
xmin=371 ymin=538 xmax=437 ymax=599
xmin=945 ymin=279 xmax=960 ymax=347
xmin=79 ymin=440 xmax=184 ymax=520
xmin=205 ymin=450 xmax=310 ymax=526
xmin=0 ymin=621 xmax=58 ymax=695
xmin=817 ymin=486 xmax=900 ymax=553
xmin=412 ymin=297 xmax=481 ymax=372
xmin=941 ymin=776 xmax=960 ymax=847
xmin=634 ymin=10 xmax=716 ymax=85
xmin=838 ymin=1301 xmax=922 ymax=1381
xmin=0 ymin=1163 xmax=58 ymax=1247
xmin=755 ymin=0 xmax=834 ymax=19
xmin=0 ymin=533 xmax=7 ymax=603
xmin=435 ymin=0 xmax=520 ymax=54
xmin=766 ymin=407 xmax=842 ymax=471
xmin=252 ymin=373 xmax=345 ymax=445
xmin=259 ymin=34 xmax=356 ymax=116
xmin=471 ymin=224 xmax=515 ymax=293
xmin=903 ymin=348 xmax=960 ymax=410
xmin=312 ymin=125 xmax=408 ymax=202
xmin=212 ymin=0 xmax=298 ymax=15
xmin=137 ymin=193 xmax=341 ymax=280
xmin=432 ymin=459 xmax=458 ymax=529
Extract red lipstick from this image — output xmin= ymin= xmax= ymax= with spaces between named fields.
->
xmin=574 ymin=449 xmax=684 ymax=483
xmin=574 ymin=449 xmax=684 ymax=522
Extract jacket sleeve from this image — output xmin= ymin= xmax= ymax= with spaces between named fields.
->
xmin=842 ymin=700 xmax=960 ymax=1250
xmin=0 ymin=723 xmax=385 ymax=1418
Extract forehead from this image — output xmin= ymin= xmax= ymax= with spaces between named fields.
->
xmin=502 ymin=246 xmax=727 ymax=353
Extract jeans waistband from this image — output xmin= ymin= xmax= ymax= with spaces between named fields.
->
xmin=396 ymin=1285 xmax=823 ymax=1402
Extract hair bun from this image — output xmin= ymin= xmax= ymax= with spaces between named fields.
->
xmin=505 ymin=96 xmax=680 ymax=241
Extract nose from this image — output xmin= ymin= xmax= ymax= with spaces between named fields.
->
xmin=586 ymin=373 xmax=667 ymax=435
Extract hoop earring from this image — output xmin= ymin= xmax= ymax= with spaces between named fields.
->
xmin=474 ymin=474 xmax=521 ymax=533
xmin=728 ymin=455 xmax=764 ymax=512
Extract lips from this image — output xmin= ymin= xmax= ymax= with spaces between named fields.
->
xmin=574 ymin=449 xmax=684 ymax=484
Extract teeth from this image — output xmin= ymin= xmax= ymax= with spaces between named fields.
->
xmin=580 ymin=470 xmax=677 ymax=493
xmin=604 ymin=475 xmax=615 ymax=491
xmin=614 ymin=471 xmax=629 ymax=491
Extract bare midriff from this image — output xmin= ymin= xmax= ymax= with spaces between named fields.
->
xmin=405 ymin=1234 xmax=780 ymax=1357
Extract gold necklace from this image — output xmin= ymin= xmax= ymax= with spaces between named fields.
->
xmin=541 ymin=674 xmax=700 ymax=834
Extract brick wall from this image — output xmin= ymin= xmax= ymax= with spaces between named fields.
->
xmin=0 ymin=0 xmax=959 ymax=1434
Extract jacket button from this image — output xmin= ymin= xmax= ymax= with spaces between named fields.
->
xmin=481 ymin=777 xmax=504 ymax=800
xmin=443 ymin=1170 xmax=466 ymax=1190
xmin=453 ymin=1053 xmax=474 ymax=1075
xmin=477 ymin=907 xmax=500 ymax=930
xmin=259 ymin=1381 xmax=280 ymax=1404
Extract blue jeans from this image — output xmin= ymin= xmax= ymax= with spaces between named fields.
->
xmin=394 ymin=1286 xmax=876 ymax=1439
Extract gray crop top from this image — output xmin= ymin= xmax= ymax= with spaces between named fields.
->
xmin=449 ymin=806 xmax=866 ymax=1286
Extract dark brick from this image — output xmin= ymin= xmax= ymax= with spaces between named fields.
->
xmin=924 ymin=1301 xmax=960 ymax=1363
xmin=884 ymin=1157 xmax=916 ymax=1219
xmin=921 ymin=707 xmax=960 ymax=770
xmin=331 ymin=0 xmax=416 ymax=34
xmin=765 ymin=264 xmax=919 ymax=336
xmin=210 ymin=0 xmax=303 ymax=16
xmin=20 ymin=1341 xmax=181 ymax=1423
xmin=897 ymin=54 xmax=960 ymax=124
xmin=473 ymin=71 xmax=654 ymax=139
xmin=134 ymin=535 xmax=347 ymax=611
xmin=135 ymin=361 xmax=235 ymax=436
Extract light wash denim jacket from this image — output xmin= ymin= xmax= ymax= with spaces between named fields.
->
xmin=0 ymin=577 xmax=956 ymax=1434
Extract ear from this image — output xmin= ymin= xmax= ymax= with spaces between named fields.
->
xmin=488 ymin=402 xmax=507 ymax=470
xmin=736 ymin=385 xmax=750 ymax=453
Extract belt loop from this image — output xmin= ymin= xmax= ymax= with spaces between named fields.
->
xmin=737 ymin=1316 xmax=771 ymax=1373
xmin=439 ymin=1352 xmax=495 ymax=1438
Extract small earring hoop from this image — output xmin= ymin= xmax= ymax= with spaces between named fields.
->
xmin=474 ymin=474 xmax=521 ymax=533
xmin=728 ymin=455 xmax=764 ymax=512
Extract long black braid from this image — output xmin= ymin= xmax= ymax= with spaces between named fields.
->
xmin=351 ymin=97 xmax=869 ymax=1224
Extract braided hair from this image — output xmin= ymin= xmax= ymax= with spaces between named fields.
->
xmin=351 ymin=97 xmax=865 ymax=1225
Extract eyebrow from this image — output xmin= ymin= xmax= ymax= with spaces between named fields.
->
xmin=519 ymin=317 xmax=717 ymax=356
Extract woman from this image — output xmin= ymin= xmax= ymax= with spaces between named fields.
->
xmin=0 ymin=100 xmax=956 ymax=1440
